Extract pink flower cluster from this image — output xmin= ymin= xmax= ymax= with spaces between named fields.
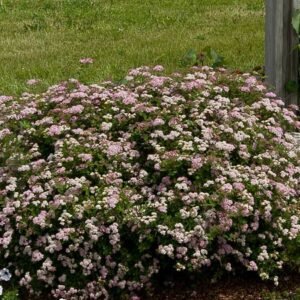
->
xmin=26 ymin=79 xmax=40 ymax=86
xmin=79 ymin=57 xmax=94 ymax=64
xmin=0 ymin=66 xmax=299 ymax=299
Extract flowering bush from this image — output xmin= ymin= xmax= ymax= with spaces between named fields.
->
xmin=0 ymin=66 xmax=300 ymax=299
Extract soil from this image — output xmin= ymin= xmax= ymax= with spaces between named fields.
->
xmin=145 ymin=273 xmax=300 ymax=300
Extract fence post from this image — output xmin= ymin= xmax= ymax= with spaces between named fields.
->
xmin=265 ymin=0 xmax=299 ymax=105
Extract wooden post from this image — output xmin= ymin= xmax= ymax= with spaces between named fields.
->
xmin=265 ymin=0 xmax=299 ymax=105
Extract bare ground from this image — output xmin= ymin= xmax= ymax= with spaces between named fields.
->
xmin=145 ymin=273 xmax=300 ymax=300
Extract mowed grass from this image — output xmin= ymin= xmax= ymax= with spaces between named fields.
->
xmin=0 ymin=0 xmax=264 ymax=95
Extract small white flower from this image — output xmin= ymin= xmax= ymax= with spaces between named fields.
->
xmin=0 ymin=268 xmax=11 ymax=281
xmin=0 ymin=285 xmax=3 ymax=296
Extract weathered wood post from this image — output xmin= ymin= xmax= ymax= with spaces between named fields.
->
xmin=265 ymin=0 xmax=300 ymax=105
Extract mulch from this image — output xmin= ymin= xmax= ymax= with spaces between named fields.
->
xmin=145 ymin=273 xmax=300 ymax=300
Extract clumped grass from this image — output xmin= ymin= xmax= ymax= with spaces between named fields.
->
xmin=0 ymin=0 xmax=264 ymax=95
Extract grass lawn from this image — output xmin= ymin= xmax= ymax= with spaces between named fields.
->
xmin=0 ymin=0 xmax=264 ymax=95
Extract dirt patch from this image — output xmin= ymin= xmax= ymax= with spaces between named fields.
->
xmin=145 ymin=273 xmax=300 ymax=300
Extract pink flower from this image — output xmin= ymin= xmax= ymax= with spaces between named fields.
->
xmin=70 ymin=92 xmax=87 ymax=99
xmin=191 ymin=156 xmax=203 ymax=170
xmin=268 ymin=126 xmax=283 ymax=137
xmin=33 ymin=211 xmax=47 ymax=228
xmin=64 ymin=105 xmax=85 ymax=114
xmin=48 ymin=125 xmax=63 ymax=136
xmin=107 ymin=143 xmax=123 ymax=156
xmin=215 ymin=141 xmax=235 ymax=152
xmin=149 ymin=76 xmax=168 ymax=87
xmin=152 ymin=118 xmax=165 ymax=126
xmin=0 ymin=129 xmax=11 ymax=140
xmin=221 ymin=183 xmax=233 ymax=193
xmin=265 ymin=92 xmax=277 ymax=98
xmin=32 ymin=250 xmax=44 ymax=262
xmin=78 ymin=153 xmax=93 ymax=162
xmin=245 ymin=76 xmax=257 ymax=86
xmin=233 ymin=182 xmax=245 ymax=191
xmin=0 ymin=95 xmax=13 ymax=103
xmin=248 ymin=261 xmax=258 ymax=271
xmin=153 ymin=65 xmax=164 ymax=72
xmin=26 ymin=79 xmax=40 ymax=86
xmin=221 ymin=198 xmax=233 ymax=211
xmin=79 ymin=57 xmax=94 ymax=64
xmin=240 ymin=86 xmax=250 ymax=93
xmin=256 ymin=85 xmax=266 ymax=91
xmin=123 ymin=96 xmax=136 ymax=105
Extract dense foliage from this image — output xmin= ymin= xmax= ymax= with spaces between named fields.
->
xmin=0 ymin=66 xmax=300 ymax=299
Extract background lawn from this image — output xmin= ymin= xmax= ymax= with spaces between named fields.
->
xmin=0 ymin=0 xmax=264 ymax=95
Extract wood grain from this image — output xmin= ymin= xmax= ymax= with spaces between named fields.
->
xmin=265 ymin=0 xmax=299 ymax=105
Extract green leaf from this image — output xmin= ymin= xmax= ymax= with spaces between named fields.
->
xmin=20 ymin=120 xmax=32 ymax=129
xmin=180 ymin=48 xmax=198 ymax=67
xmin=203 ymin=46 xmax=225 ymax=67
xmin=2 ymin=290 xmax=19 ymax=300
xmin=116 ymin=78 xmax=128 ymax=85
xmin=195 ymin=34 xmax=205 ymax=41
xmin=292 ymin=9 xmax=300 ymax=35
xmin=285 ymin=80 xmax=298 ymax=94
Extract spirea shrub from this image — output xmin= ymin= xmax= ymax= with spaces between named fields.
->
xmin=0 ymin=66 xmax=300 ymax=299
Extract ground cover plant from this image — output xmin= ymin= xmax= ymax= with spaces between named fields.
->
xmin=0 ymin=0 xmax=264 ymax=95
xmin=0 ymin=65 xmax=299 ymax=299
